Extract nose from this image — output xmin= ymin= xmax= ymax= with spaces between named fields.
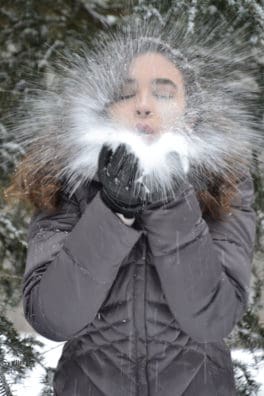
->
xmin=136 ymin=108 xmax=152 ymax=117
xmin=135 ymin=92 xmax=154 ymax=118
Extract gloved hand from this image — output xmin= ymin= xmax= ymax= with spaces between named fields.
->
xmin=97 ymin=143 xmax=148 ymax=218
xmin=142 ymin=151 xmax=187 ymax=211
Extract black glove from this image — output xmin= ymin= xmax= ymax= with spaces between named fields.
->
xmin=97 ymin=143 xmax=147 ymax=218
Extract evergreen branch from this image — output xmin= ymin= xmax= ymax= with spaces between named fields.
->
xmin=233 ymin=358 xmax=261 ymax=395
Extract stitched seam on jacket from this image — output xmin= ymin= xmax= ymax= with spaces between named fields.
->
xmin=62 ymin=245 xmax=112 ymax=285
xmin=150 ymin=230 xmax=206 ymax=258
xmin=73 ymin=357 xmax=109 ymax=396
xmin=74 ymin=338 xmax=136 ymax=365
xmin=151 ymin=229 xmax=249 ymax=260
xmin=213 ymin=237 xmax=252 ymax=260
xmin=28 ymin=216 xmax=77 ymax=241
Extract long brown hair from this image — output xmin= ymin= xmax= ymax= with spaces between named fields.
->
xmin=4 ymin=146 xmax=248 ymax=221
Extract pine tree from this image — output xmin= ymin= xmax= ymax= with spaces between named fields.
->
xmin=0 ymin=1 xmax=121 ymax=394
xmin=0 ymin=1 xmax=263 ymax=394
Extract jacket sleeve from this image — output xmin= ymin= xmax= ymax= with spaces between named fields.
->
xmin=23 ymin=183 xmax=142 ymax=341
xmin=141 ymin=170 xmax=256 ymax=343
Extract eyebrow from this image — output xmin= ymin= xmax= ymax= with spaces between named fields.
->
xmin=123 ymin=78 xmax=177 ymax=89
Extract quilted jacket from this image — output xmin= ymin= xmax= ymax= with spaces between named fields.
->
xmin=23 ymin=170 xmax=256 ymax=395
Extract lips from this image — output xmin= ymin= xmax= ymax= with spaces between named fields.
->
xmin=135 ymin=123 xmax=154 ymax=135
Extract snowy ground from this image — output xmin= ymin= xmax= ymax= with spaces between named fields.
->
xmin=10 ymin=333 xmax=264 ymax=395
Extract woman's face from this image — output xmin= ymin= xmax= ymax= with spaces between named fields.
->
xmin=107 ymin=52 xmax=186 ymax=143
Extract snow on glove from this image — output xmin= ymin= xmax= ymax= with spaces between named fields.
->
xmin=97 ymin=143 xmax=147 ymax=218
xmin=143 ymin=151 xmax=187 ymax=211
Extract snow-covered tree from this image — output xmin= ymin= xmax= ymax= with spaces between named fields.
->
xmin=0 ymin=1 xmax=263 ymax=394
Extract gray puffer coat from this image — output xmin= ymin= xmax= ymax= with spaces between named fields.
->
xmin=23 ymin=170 xmax=256 ymax=395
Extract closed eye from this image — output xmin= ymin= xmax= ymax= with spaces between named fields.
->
xmin=119 ymin=93 xmax=135 ymax=100
xmin=118 ymin=92 xmax=175 ymax=100
xmin=153 ymin=93 xmax=175 ymax=99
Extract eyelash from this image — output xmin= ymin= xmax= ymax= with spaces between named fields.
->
xmin=118 ymin=93 xmax=175 ymax=101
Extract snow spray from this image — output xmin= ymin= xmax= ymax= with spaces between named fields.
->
xmin=11 ymin=14 xmax=263 ymax=200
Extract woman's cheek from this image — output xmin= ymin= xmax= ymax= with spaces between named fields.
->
xmin=159 ymin=104 xmax=181 ymax=128
xmin=108 ymin=105 xmax=132 ymax=127
xmin=160 ymin=106 xmax=178 ymax=126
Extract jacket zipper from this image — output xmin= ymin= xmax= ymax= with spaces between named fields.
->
xmin=133 ymin=250 xmax=139 ymax=395
xmin=143 ymin=233 xmax=150 ymax=396
xmin=133 ymin=231 xmax=150 ymax=396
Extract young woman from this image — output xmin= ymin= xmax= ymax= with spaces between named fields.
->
xmin=5 ymin=23 xmax=257 ymax=396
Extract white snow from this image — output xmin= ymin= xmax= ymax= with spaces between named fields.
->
xmin=11 ymin=333 xmax=65 ymax=396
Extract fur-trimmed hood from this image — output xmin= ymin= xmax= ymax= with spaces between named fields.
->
xmin=13 ymin=16 xmax=262 ymax=198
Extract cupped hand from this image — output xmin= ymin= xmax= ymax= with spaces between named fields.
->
xmin=97 ymin=143 xmax=148 ymax=218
